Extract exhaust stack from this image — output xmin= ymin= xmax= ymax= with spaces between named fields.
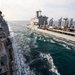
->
xmin=36 ymin=10 xmax=42 ymax=18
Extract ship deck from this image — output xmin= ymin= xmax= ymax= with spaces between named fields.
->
xmin=50 ymin=29 xmax=75 ymax=36
xmin=27 ymin=25 xmax=75 ymax=42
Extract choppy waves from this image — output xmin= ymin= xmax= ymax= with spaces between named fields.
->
xmin=40 ymin=53 xmax=60 ymax=75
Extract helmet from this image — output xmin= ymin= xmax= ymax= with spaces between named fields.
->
xmin=0 ymin=11 xmax=2 ymax=15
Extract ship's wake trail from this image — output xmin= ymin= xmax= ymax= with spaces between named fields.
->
xmin=26 ymin=52 xmax=60 ymax=75
xmin=25 ymin=33 xmax=61 ymax=75
xmin=40 ymin=53 xmax=60 ymax=75
xmin=13 ymin=45 xmax=35 ymax=75
xmin=25 ymin=33 xmax=60 ymax=75
xmin=53 ymin=37 xmax=75 ymax=51
xmin=35 ymin=32 xmax=75 ymax=51
xmin=9 ymin=29 xmax=35 ymax=75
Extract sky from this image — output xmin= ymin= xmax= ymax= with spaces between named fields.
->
xmin=0 ymin=0 xmax=75 ymax=21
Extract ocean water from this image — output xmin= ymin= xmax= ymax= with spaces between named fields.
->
xmin=8 ymin=21 xmax=75 ymax=75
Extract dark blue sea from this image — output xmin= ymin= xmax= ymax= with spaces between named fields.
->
xmin=8 ymin=21 xmax=75 ymax=75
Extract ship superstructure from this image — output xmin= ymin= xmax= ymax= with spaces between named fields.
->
xmin=28 ymin=10 xmax=75 ymax=42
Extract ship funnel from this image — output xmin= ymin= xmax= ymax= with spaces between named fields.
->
xmin=36 ymin=10 xmax=42 ymax=18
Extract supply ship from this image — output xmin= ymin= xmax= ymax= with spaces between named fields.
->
xmin=0 ymin=11 xmax=18 ymax=75
xmin=27 ymin=10 xmax=75 ymax=42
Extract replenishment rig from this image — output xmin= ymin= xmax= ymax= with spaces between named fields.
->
xmin=28 ymin=10 xmax=75 ymax=42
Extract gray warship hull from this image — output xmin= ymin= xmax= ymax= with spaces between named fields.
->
xmin=0 ymin=21 xmax=18 ymax=75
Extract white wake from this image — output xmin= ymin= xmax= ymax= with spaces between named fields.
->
xmin=40 ymin=53 xmax=60 ymax=75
